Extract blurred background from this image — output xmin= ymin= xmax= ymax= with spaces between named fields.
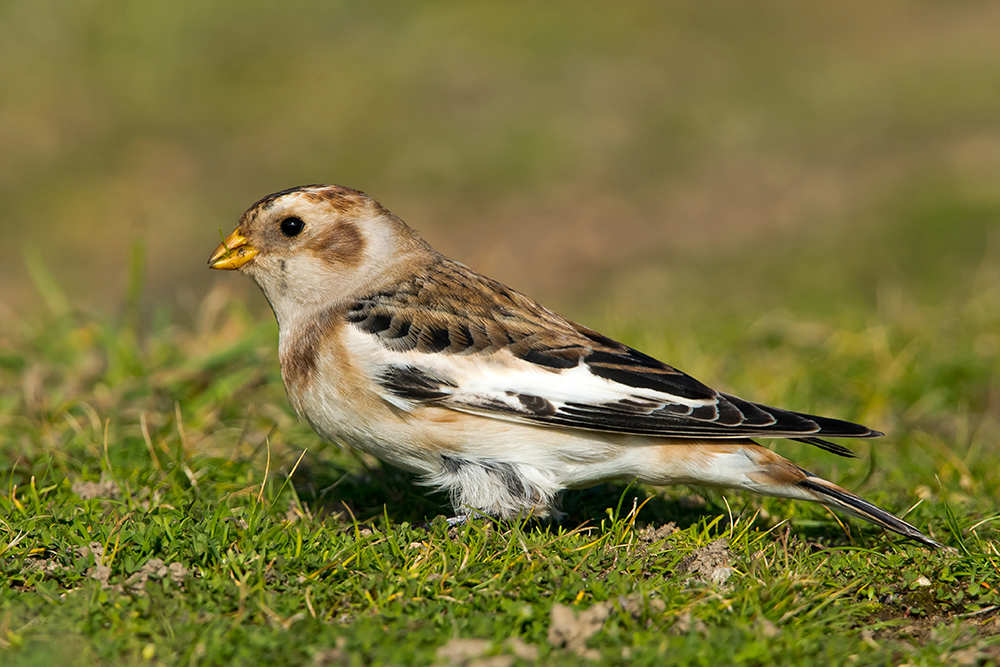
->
xmin=1 ymin=0 xmax=998 ymax=322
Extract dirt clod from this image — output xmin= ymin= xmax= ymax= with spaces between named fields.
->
xmin=617 ymin=594 xmax=666 ymax=619
xmin=548 ymin=602 xmax=611 ymax=659
xmin=124 ymin=559 xmax=188 ymax=593
xmin=72 ymin=480 xmax=121 ymax=500
xmin=678 ymin=538 xmax=734 ymax=586
xmin=435 ymin=638 xmax=515 ymax=667
xmin=670 ymin=611 xmax=708 ymax=636
xmin=80 ymin=542 xmax=188 ymax=594
xmin=637 ymin=523 xmax=676 ymax=544
xmin=506 ymin=637 xmax=538 ymax=662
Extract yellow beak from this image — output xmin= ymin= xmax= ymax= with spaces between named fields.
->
xmin=208 ymin=229 xmax=259 ymax=270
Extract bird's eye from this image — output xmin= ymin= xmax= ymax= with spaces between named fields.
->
xmin=280 ymin=216 xmax=305 ymax=237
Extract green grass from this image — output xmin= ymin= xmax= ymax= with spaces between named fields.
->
xmin=2 ymin=1 xmax=999 ymax=663
xmin=2 ymin=261 xmax=999 ymax=666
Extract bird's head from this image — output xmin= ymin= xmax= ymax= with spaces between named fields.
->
xmin=209 ymin=185 xmax=429 ymax=326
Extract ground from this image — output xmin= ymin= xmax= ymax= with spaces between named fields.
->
xmin=1 ymin=265 xmax=998 ymax=665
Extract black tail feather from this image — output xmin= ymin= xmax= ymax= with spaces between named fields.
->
xmin=799 ymin=477 xmax=941 ymax=549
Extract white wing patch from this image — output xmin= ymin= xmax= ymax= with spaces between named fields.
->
xmin=343 ymin=318 xmax=871 ymax=449
xmin=344 ymin=324 xmax=723 ymax=420
xmin=349 ymin=322 xmax=707 ymax=392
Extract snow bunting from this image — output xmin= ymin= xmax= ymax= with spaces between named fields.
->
xmin=209 ymin=184 xmax=940 ymax=548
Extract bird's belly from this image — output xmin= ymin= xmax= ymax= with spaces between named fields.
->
xmin=388 ymin=405 xmax=662 ymax=488
xmin=282 ymin=346 xmax=739 ymax=491
xmin=288 ymin=375 xmax=633 ymax=481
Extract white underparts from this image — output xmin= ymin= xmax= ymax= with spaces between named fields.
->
xmin=422 ymin=456 xmax=563 ymax=519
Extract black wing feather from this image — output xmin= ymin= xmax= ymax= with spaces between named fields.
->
xmin=355 ymin=263 xmax=882 ymax=459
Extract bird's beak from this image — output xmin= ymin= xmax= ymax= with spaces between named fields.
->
xmin=208 ymin=229 xmax=259 ymax=270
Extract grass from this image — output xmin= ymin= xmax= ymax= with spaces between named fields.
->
xmin=2 ymin=1 xmax=999 ymax=663
xmin=2 ymin=250 xmax=999 ymax=666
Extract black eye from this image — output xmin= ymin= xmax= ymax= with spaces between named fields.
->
xmin=280 ymin=216 xmax=305 ymax=237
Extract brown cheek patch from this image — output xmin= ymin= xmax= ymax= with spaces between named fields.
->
xmin=306 ymin=221 xmax=366 ymax=266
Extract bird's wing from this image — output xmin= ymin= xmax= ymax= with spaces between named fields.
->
xmin=348 ymin=259 xmax=880 ymax=456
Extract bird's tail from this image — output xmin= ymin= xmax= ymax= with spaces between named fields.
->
xmin=641 ymin=441 xmax=941 ymax=548
xmin=793 ymin=474 xmax=941 ymax=548
xmin=737 ymin=443 xmax=941 ymax=548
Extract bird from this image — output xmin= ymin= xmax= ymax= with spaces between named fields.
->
xmin=208 ymin=184 xmax=940 ymax=548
